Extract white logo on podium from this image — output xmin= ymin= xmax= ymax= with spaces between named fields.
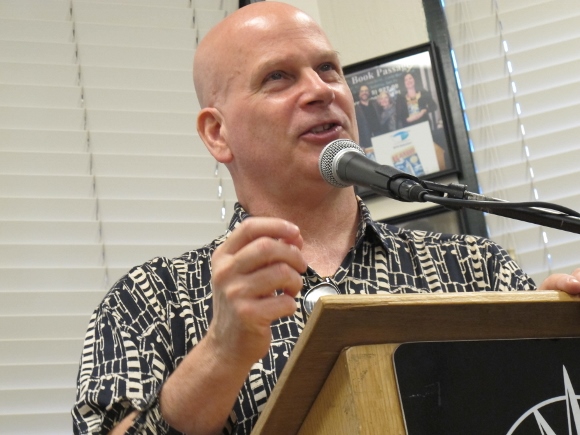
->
xmin=507 ymin=366 xmax=580 ymax=434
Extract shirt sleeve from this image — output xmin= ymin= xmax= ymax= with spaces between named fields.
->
xmin=72 ymin=258 xmax=188 ymax=434
xmin=72 ymin=304 xmax=172 ymax=434
xmin=481 ymin=237 xmax=537 ymax=292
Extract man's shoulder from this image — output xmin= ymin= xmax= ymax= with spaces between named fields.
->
xmin=121 ymin=238 xmax=220 ymax=283
xmin=370 ymin=219 xmax=496 ymax=249
xmin=99 ymin=236 xmax=225 ymax=318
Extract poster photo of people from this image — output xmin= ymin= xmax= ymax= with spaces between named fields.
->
xmin=344 ymin=46 xmax=454 ymax=179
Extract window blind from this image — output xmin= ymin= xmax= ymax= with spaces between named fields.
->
xmin=0 ymin=0 xmax=236 ymax=432
xmin=443 ymin=0 xmax=580 ymax=285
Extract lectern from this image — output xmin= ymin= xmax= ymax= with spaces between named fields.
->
xmin=251 ymin=291 xmax=580 ymax=434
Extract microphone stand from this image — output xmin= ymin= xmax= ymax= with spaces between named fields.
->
xmin=317 ymin=140 xmax=580 ymax=234
xmin=415 ymin=180 xmax=580 ymax=235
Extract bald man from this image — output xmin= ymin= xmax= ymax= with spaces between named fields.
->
xmin=72 ymin=2 xmax=580 ymax=434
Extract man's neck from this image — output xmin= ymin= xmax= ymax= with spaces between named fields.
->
xmin=242 ymin=189 xmax=360 ymax=277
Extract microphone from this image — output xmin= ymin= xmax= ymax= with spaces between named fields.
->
xmin=318 ymin=140 xmax=580 ymax=234
xmin=318 ymin=139 xmax=429 ymax=202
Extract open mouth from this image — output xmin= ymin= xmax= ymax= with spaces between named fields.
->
xmin=310 ymin=123 xmax=337 ymax=134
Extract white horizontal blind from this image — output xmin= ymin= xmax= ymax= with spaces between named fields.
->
xmin=444 ymin=0 xmax=580 ymax=285
xmin=0 ymin=0 xmax=237 ymax=432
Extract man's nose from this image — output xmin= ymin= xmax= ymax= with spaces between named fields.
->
xmin=299 ymin=70 xmax=335 ymax=107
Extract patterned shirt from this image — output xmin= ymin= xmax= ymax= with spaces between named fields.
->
xmin=72 ymin=200 xmax=536 ymax=434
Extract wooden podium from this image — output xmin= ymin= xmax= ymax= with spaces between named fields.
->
xmin=251 ymin=291 xmax=580 ymax=435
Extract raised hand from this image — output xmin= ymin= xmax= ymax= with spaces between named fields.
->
xmin=205 ymin=217 xmax=308 ymax=366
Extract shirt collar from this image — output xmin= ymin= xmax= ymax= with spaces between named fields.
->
xmin=227 ymin=202 xmax=250 ymax=233
xmin=227 ymin=197 xmax=386 ymax=247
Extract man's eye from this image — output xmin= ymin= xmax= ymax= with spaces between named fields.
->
xmin=319 ymin=63 xmax=337 ymax=72
xmin=267 ymin=72 xmax=284 ymax=81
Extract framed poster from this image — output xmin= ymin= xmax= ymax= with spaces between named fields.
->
xmin=343 ymin=43 xmax=457 ymax=194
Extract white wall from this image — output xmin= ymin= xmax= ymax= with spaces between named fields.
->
xmin=318 ymin=0 xmax=428 ymax=66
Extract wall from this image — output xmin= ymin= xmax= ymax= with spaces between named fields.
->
xmin=318 ymin=0 xmax=428 ymax=66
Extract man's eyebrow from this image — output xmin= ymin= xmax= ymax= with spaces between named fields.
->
xmin=254 ymin=57 xmax=289 ymax=73
xmin=257 ymin=49 xmax=341 ymax=69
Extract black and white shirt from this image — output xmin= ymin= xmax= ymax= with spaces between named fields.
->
xmin=72 ymin=200 xmax=536 ymax=434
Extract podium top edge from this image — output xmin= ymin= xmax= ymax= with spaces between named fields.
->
xmin=316 ymin=290 xmax=578 ymax=309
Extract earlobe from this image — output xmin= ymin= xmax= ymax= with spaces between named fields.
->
xmin=197 ymin=107 xmax=233 ymax=163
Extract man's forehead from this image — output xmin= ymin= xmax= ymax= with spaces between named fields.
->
xmin=229 ymin=23 xmax=337 ymax=74
xmin=195 ymin=4 xmax=333 ymax=105
xmin=241 ymin=8 xmax=312 ymax=31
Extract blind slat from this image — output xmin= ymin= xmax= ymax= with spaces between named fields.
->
xmin=461 ymin=59 xmax=580 ymax=107
xmin=72 ymin=1 xmax=194 ymax=28
xmin=0 ymin=222 xmax=100 ymax=243
xmin=89 ymin=131 xmax=208 ymax=154
xmin=457 ymin=36 xmax=580 ymax=87
xmin=0 ymin=40 xmax=76 ymax=64
xmin=0 ymin=175 xmax=94 ymax=197
xmin=0 ymin=388 xmax=75 ymax=414
xmin=0 ymin=18 xmax=73 ymax=43
xmin=0 ymin=245 xmax=104 ymax=267
xmin=0 ymin=364 xmax=79 ymax=389
xmin=0 ymin=413 xmax=73 ymax=434
xmin=468 ymin=104 xmax=579 ymax=148
xmin=0 ymin=293 xmax=104 ymax=316
xmin=92 ymin=154 xmax=219 ymax=177
xmin=77 ymin=44 xmax=194 ymax=69
xmin=74 ymin=22 xmax=196 ymax=48
xmin=96 ymin=177 xmax=234 ymax=200
xmin=97 ymin=198 xmax=234 ymax=222
xmin=101 ymin=221 xmax=227 ymax=243
xmin=0 ymin=152 xmax=90 ymax=175
xmin=0 ymin=198 xmax=97 ymax=221
xmin=0 ymin=0 xmax=70 ymax=21
xmin=81 ymin=65 xmax=193 ymax=90
xmin=465 ymin=82 xmax=580 ymax=128
xmin=85 ymin=109 xmax=197 ymax=133
xmin=0 ymin=316 xmax=95 ymax=340
xmin=0 ymin=268 xmax=106 ymax=291
xmin=82 ymin=87 xmax=199 ymax=112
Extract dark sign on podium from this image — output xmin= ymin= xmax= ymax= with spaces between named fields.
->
xmin=394 ymin=338 xmax=580 ymax=434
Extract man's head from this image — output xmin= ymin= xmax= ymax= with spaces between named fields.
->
xmin=193 ymin=2 xmax=358 ymax=208
xmin=358 ymin=85 xmax=371 ymax=104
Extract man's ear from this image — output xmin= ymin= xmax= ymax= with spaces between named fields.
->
xmin=197 ymin=107 xmax=233 ymax=163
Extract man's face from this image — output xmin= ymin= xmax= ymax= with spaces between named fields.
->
xmin=359 ymin=86 xmax=370 ymax=103
xmin=215 ymin=13 xmax=358 ymax=194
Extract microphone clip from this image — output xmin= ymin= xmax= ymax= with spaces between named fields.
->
xmin=421 ymin=180 xmax=467 ymax=200
xmin=373 ymin=166 xmax=467 ymax=204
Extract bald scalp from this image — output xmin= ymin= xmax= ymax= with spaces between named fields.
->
xmin=193 ymin=2 xmax=318 ymax=108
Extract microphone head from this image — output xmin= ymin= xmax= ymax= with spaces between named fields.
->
xmin=318 ymin=139 xmax=365 ymax=187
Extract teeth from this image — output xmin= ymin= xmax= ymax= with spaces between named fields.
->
xmin=311 ymin=123 xmax=333 ymax=133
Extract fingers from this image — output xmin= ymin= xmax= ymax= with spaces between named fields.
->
xmin=212 ymin=217 xmax=307 ymax=294
xmin=219 ymin=260 xmax=305 ymax=301
xmin=210 ymin=216 xmax=307 ymax=324
xmin=222 ymin=217 xmax=304 ymax=254
xmin=234 ymin=291 xmax=299 ymax=325
xmin=206 ymin=217 xmax=307 ymax=365
xmin=539 ymin=269 xmax=580 ymax=294
xmin=221 ymin=235 xmax=306 ymax=276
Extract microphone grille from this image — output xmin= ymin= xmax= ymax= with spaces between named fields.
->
xmin=318 ymin=139 xmax=365 ymax=187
